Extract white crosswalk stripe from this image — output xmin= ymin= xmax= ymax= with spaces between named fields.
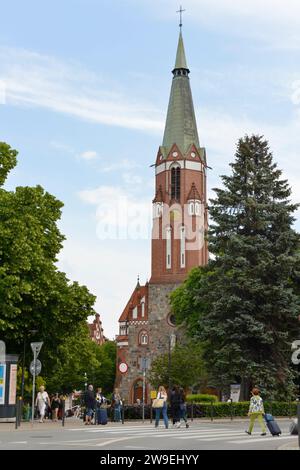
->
xmin=67 ymin=423 xmax=296 ymax=445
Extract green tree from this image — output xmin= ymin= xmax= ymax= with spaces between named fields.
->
xmin=0 ymin=142 xmax=96 ymax=377
xmin=149 ymin=340 xmax=207 ymax=390
xmin=171 ymin=135 xmax=300 ymax=399
xmin=46 ymin=322 xmax=116 ymax=394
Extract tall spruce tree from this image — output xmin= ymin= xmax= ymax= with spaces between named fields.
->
xmin=172 ymin=135 xmax=300 ymax=399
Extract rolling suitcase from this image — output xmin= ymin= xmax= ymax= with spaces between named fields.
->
xmin=99 ymin=407 xmax=108 ymax=425
xmin=289 ymin=419 xmax=298 ymax=435
xmin=264 ymin=413 xmax=281 ymax=436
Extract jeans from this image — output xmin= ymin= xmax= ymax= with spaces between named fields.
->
xmin=155 ymin=404 xmax=168 ymax=428
xmin=114 ymin=405 xmax=121 ymax=422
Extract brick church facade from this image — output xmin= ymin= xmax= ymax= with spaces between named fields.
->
xmin=115 ymin=30 xmax=209 ymax=404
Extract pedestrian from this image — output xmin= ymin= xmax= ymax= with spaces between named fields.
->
xmin=153 ymin=386 xmax=168 ymax=429
xmin=35 ymin=385 xmax=50 ymax=423
xmin=83 ymin=385 xmax=96 ymax=425
xmin=245 ymin=387 xmax=267 ymax=436
xmin=111 ymin=388 xmax=122 ymax=422
xmin=95 ymin=387 xmax=106 ymax=424
xmin=179 ymin=387 xmax=189 ymax=428
xmin=51 ymin=393 xmax=60 ymax=421
xmin=170 ymin=385 xmax=181 ymax=428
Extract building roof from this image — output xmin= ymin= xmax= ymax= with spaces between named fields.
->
xmin=162 ymin=32 xmax=200 ymax=154
xmin=118 ymin=284 xmax=148 ymax=322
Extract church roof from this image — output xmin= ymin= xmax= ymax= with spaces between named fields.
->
xmin=174 ymin=31 xmax=188 ymax=70
xmin=118 ymin=284 xmax=148 ymax=322
xmin=162 ymin=32 xmax=200 ymax=154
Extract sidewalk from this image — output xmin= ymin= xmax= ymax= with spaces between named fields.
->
xmin=278 ymin=440 xmax=299 ymax=451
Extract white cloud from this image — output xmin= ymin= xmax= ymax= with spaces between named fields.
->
xmin=100 ymin=158 xmax=141 ymax=173
xmin=78 ymin=150 xmax=98 ymax=160
xmin=78 ymin=185 xmax=152 ymax=240
xmin=141 ymin=0 xmax=300 ymax=49
xmin=58 ymin=238 xmax=150 ymax=339
xmin=0 ymin=46 xmax=164 ymax=133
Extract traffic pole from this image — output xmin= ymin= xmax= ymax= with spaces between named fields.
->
xmin=31 ymin=353 xmax=36 ymax=425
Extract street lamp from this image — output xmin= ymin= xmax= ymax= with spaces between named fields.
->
xmin=167 ymin=334 xmax=177 ymax=394
xmin=84 ymin=372 xmax=88 ymax=391
xmin=21 ymin=329 xmax=38 ymax=400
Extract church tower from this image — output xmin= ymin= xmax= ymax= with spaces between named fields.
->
xmin=115 ymin=29 xmax=208 ymax=404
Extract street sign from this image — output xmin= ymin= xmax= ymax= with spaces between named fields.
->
xmin=119 ymin=362 xmax=128 ymax=374
xmin=141 ymin=357 xmax=150 ymax=371
xmin=291 ymin=340 xmax=300 ymax=366
xmin=30 ymin=359 xmax=42 ymax=376
xmin=31 ymin=342 xmax=43 ymax=358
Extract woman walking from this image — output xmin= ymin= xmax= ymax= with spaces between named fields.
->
xmin=154 ymin=386 xmax=168 ymax=429
xmin=35 ymin=386 xmax=50 ymax=423
xmin=245 ymin=388 xmax=267 ymax=436
xmin=112 ymin=388 xmax=122 ymax=422
xmin=51 ymin=393 xmax=60 ymax=421
xmin=179 ymin=387 xmax=189 ymax=428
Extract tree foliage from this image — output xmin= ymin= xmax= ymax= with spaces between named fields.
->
xmin=0 ymin=142 xmax=97 ymax=381
xmin=171 ymin=135 xmax=300 ymax=399
xmin=149 ymin=340 xmax=207 ymax=390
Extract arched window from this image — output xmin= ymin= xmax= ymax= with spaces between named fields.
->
xmin=139 ymin=331 xmax=149 ymax=346
xmin=171 ymin=167 xmax=180 ymax=200
xmin=180 ymin=226 xmax=185 ymax=268
xmin=166 ymin=227 xmax=172 ymax=269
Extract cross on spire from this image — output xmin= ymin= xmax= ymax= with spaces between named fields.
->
xmin=176 ymin=5 xmax=186 ymax=30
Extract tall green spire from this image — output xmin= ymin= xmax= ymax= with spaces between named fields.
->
xmin=162 ymin=32 xmax=200 ymax=154
xmin=174 ymin=31 xmax=188 ymax=70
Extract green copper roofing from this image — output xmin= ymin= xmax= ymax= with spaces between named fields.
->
xmin=174 ymin=31 xmax=188 ymax=70
xmin=162 ymin=32 xmax=200 ymax=154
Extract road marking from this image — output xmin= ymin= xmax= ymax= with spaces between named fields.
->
xmin=229 ymin=435 xmax=297 ymax=444
xmin=178 ymin=431 xmax=244 ymax=440
xmin=9 ymin=441 xmax=28 ymax=444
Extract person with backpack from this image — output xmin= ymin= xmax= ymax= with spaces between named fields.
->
xmin=153 ymin=386 xmax=169 ymax=429
xmin=83 ymin=385 xmax=96 ymax=425
xmin=245 ymin=387 xmax=267 ymax=436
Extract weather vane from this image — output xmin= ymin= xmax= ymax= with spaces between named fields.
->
xmin=176 ymin=5 xmax=186 ymax=30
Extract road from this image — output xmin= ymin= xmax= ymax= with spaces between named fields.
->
xmin=0 ymin=418 xmax=298 ymax=450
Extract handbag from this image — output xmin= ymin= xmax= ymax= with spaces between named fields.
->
xmin=152 ymin=395 xmax=165 ymax=409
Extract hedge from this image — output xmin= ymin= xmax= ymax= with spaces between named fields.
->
xmin=112 ymin=401 xmax=299 ymax=420
xmin=186 ymin=394 xmax=219 ymax=403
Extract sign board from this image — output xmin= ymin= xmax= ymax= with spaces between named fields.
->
xmin=0 ymin=341 xmax=5 ymax=363
xmin=118 ymin=362 xmax=128 ymax=374
xmin=31 ymin=342 xmax=43 ymax=358
xmin=230 ymin=384 xmax=241 ymax=403
xmin=9 ymin=364 xmax=17 ymax=405
xmin=0 ymin=364 xmax=6 ymax=405
xmin=141 ymin=358 xmax=150 ymax=371
xmin=291 ymin=340 xmax=300 ymax=366
xmin=150 ymin=390 xmax=157 ymax=400
xmin=30 ymin=359 xmax=42 ymax=376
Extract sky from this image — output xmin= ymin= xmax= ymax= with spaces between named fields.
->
xmin=1 ymin=0 xmax=300 ymax=339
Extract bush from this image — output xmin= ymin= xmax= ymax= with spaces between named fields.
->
xmin=186 ymin=394 xmax=219 ymax=403
xmin=118 ymin=401 xmax=298 ymax=420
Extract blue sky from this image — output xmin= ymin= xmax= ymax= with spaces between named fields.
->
xmin=1 ymin=0 xmax=300 ymax=339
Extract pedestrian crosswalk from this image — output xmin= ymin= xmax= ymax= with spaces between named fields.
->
xmin=68 ymin=423 xmax=298 ymax=446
